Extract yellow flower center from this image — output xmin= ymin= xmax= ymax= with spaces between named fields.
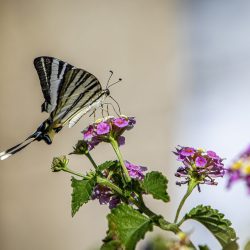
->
xmin=197 ymin=148 xmax=205 ymax=153
xmin=243 ymin=165 xmax=250 ymax=174
xmin=231 ymin=160 xmax=243 ymax=170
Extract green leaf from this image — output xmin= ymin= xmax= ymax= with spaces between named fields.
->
xmin=97 ymin=160 xmax=118 ymax=172
xmin=184 ymin=205 xmax=237 ymax=248
xmin=101 ymin=240 xmax=122 ymax=250
xmin=71 ymin=176 xmax=96 ymax=216
xmin=199 ymin=245 xmax=210 ymax=250
xmin=104 ymin=204 xmax=153 ymax=250
xmin=141 ymin=171 xmax=170 ymax=202
xmin=223 ymin=240 xmax=239 ymax=250
xmin=245 ymin=241 xmax=250 ymax=250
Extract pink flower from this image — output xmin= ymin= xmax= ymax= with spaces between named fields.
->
xmin=96 ymin=122 xmax=110 ymax=135
xmin=207 ymin=150 xmax=220 ymax=160
xmin=113 ymin=117 xmax=129 ymax=128
xmin=195 ymin=156 xmax=207 ymax=167
xmin=125 ymin=161 xmax=147 ymax=180
xmin=83 ymin=125 xmax=94 ymax=140
xmin=180 ymin=147 xmax=195 ymax=157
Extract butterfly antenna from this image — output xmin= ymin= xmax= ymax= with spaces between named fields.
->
xmin=106 ymin=70 xmax=114 ymax=89
xmin=108 ymin=78 xmax=122 ymax=88
xmin=109 ymin=95 xmax=121 ymax=115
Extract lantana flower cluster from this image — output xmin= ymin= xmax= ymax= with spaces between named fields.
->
xmin=82 ymin=116 xmax=136 ymax=150
xmin=92 ymin=161 xmax=147 ymax=208
xmin=227 ymin=145 xmax=250 ymax=194
xmin=174 ymin=146 xmax=225 ymax=188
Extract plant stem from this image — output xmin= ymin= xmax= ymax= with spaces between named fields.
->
xmin=174 ymin=179 xmax=198 ymax=224
xmin=109 ymin=137 xmax=131 ymax=183
xmin=96 ymin=176 xmax=123 ymax=195
xmin=136 ymin=199 xmax=197 ymax=249
xmin=85 ymin=152 xmax=98 ymax=169
xmin=177 ymin=216 xmax=186 ymax=227
xmin=63 ymin=168 xmax=84 ymax=178
xmin=63 ymin=166 xmax=197 ymax=248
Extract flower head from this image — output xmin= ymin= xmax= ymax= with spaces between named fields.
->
xmin=51 ymin=155 xmax=69 ymax=172
xmin=173 ymin=146 xmax=225 ymax=189
xmin=125 ymin=161 xmax=147 ymax=180
xmin=70 ymin=140 xmax=89 ymax=155
xmin=81 ymin=116 xmax=135 ymax=150
xmin=227 ymin=145 xmax=250 ymax=194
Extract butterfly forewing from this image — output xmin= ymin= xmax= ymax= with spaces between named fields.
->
xmin=34 ymin=57 xmax=75 ymax=113
xmin=50 ymin=68 xmax=103 ymax=126
xmin=0 ymin=56 xmax=109 ymax=160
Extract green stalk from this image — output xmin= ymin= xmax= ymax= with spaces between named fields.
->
xmin=96 ymin=176 xmax=123 ymax=195
xmin=109 ymin=137 xmax=131 ymax=183
xmin=174 ymin=179 xmax=198 ymax=224
xmin=85 ymin=152 xmax=98 ymax=169
xmin=62 ymin=168 xmax=84 ymax=178
xmin=136 ymin=198 xmax=196 ymax=249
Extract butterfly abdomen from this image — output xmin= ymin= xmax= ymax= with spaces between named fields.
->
xmin=35 ymin=120 xmax=62 ymax=145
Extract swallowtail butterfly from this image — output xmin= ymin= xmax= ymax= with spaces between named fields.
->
xmin=0 ymin=56 xmax=117 ymax=160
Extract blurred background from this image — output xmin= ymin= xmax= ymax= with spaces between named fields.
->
xmin=1 ymin=0 xmax=250 ymax=249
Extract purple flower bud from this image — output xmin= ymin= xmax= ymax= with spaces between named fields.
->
xmin=125 ymin=161 xmax=147 ymax=180
xmin=117 ymin=136 xmax=125 ymax=146
xmin=92 ymin=185 xmax=121 ymax=209
xmin=109 ymin=196 xmax=121 ymax=209
xmin=88 ymin=137 xmax=100 ymax=151
xmin=96 ymin=122 xmax=110 ymax=135
xmin=207 ymin=150 xmax=220 ymax=160
xmin=83 ymin=125 xmax=94 ymax=140
xmin=240 ymin=144 xmax=250 ymax=158
xmin=92 ymin=185 xmax=111 ymax=205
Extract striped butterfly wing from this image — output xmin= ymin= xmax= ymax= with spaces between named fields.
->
xmin=34 ymin=56 xmax=75 ymax=113
xmin=50 ymin=68 xmax=103 ymax=127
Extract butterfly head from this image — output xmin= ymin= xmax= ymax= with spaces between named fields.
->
xmin=103 ymin=88 xmax=110 ymax=96
xmin=102 ymin=71 xmax=123 ymax=116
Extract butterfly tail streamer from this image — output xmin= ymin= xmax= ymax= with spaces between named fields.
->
xmin=0 ymin=133 xmax=40 ymax=160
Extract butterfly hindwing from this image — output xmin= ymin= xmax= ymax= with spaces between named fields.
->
xmin=50 ymin=68 xmax=103 ymax=126
xmin=34 ymin=56 xmax=75 ymax=113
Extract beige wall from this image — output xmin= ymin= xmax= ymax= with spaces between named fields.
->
xmin=0 ymin=1 xmax=183 ymax=249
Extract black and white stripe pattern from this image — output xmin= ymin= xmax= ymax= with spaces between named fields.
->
xmin=34 ymin=57 xmax=75 ymax=113
xmin=0 ymin=56 xmax=110 ymax=160
xmin=51 ymin=68 xmax=102 ymax=126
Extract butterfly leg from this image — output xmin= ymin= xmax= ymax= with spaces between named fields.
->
xmin=89 ymin=109 xmax=97 ymax=122
xmin=106 ymin=103 xmax=110 ymax=116
xmin=101 ymin=104 xmax=105 ymax=118
xmin=103 ymin=102 xmax=120 ymax=116
xmin=108 ymin=96 xmax=121 ymax=115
